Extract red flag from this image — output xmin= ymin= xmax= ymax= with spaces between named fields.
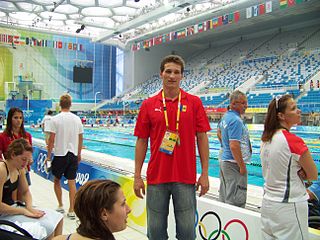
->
xmin=218 ymin=16 xmax=223 ymax=26
xmin=288 ymin=0 xmax=295 ymax=6
xmin=234 ymin=11 xmax=240 ymax=22
xmin=259 ymin=4 xmax=265 ymax=15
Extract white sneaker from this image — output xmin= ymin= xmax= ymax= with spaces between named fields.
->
xmin=67 ymin=212 xmax=76 ymax=220
xmin=56 ymin=207 xmax=65 ymax=214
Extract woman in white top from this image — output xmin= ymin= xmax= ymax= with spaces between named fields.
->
xmin=260 ymin=94 xmax=318 ymax=240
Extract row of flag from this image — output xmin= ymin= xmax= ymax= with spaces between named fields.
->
xmin=132 ymin=11 xmax=240 ymax=51
xmin=132 ymin=0 xmax=309 ymax=52
xmin=246 ymin=1 xmax=273 ymax=19
xmin=279 ymin=0 xmax=307 ymax=9
xmin=0 ymin=34 xmax=83 ymax=51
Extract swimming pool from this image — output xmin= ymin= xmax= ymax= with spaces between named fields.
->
xmin=27 ymin=124 xmax=320 ymax=187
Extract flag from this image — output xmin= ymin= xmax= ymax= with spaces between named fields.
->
xmin=212 ymin=18 xmax=218 ymax=28
xmin=246 ymin=7 xmax=252 ymax=18
xmin=259 ymin=4 xmax=265 ymax=15
xmin=148 ymin=38 xmax=154 ymax=47
xmin=253 ymin=5 xmax=258 ymax=16
xmin=279 ymin=0 xmax=287 ymax=9
xmin=222 ymin=14 xmax=229 ymax=25
xmin=205 ymin=20 xmax=212 ymax=30
xmin=177 ymin=29 xmax=186 ymax=39
xmin=187 ymin=26 xmax=194 ymax=36
xmin=198 ymin=22 xmax=204 ymax=32
xmin=170 ymin=31 xmax=177 ymax=40
xmin=131 ymin=44 xmax=137 ymax=51
xmin=194 ymin=24 xmax=198 ymax=34
xmin=154 ymin=36 xmax=163 ymax=45
xmin=266 ymin=1 xmax=273 ymax=13
xmin=19 ymin=36 xmax=26 ymax=45
xmin=288 ymin=0 xmax=295 ymax=6
xmin=12 ymin=35 xmax=19 ymax=45
xmin=8 ymin=35 xmax=13 ymax=43
xmin=218 ymin=16 xmax=223 ymax=26
xmin=228 ymin=13 xmax=234 ymax=24
xmin=164 ymin=33 xmax=171 ymax=42
xmin=234 ymin=11 xmax=240 ymax=22
xmin=143 ymin=40 xmax=149 ymax=48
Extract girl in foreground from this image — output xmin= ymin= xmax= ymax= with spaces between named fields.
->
xmin=53 ymin=179 xmax=131 ymax=240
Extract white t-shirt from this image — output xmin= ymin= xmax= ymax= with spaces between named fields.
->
xmin=42 ymin=115 xmax=52 ymax=132
xmin=260 ymin=129 xmax=309 ymax=203
xmin=47 ymin=111 xmax=83 ymax=156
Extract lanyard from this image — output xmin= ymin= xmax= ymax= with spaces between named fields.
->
xmin=162 ymin=90 xmax=181 ymax=132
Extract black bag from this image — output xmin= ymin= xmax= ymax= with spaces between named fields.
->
xmin=0 ymin=220 xmax=37 ymax=240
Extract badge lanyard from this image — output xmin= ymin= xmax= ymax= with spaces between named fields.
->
xmin=162 ymin=90 xmax=181 ymax=133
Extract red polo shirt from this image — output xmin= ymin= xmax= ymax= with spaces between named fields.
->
xmin=134 ymin=89 xmax=211 ymax=184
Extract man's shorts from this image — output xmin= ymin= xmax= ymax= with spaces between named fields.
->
xmin=51 ymin=152 xmax=78 ymax=180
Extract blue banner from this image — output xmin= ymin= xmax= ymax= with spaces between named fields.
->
xmin=32 ymin=146 xmax=93 ymax=191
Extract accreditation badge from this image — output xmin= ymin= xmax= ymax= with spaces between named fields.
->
xmin=159 ymin=130 xmax=179 ymax=155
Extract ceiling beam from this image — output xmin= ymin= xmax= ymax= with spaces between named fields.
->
xmin=93 ymin=0 xmax=206 ymax=43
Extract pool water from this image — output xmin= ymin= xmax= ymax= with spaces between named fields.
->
xmin=27 ymin=124 xmax=320 ymax=187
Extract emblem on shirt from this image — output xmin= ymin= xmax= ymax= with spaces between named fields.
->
xmin=181 ymin=105 xmax=187 ymax=112
xmin=155 ymin=107 xmax=162 ymax=113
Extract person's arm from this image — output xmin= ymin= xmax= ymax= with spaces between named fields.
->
xmin=46 ymin=132 xmax=55 ymax=160
xmin=0 ymin=166 xmax=24 ymax=215
xmin=77 ymin=133 xmax=83 ymax=163
xmin=0 ymin=134 xmax=5 ymax=160
xmin=299 ymin=150 xmax=318 ymax=181
xmin=217 ymin=128 xmax=222 ymax=144
xmin=17 ymin=168 xmax=32 ymax=208
xmin=229 ymin=140 xmax=247 ymax=175
xmin=134 ymin=137 xmax=148 ymax=199
xmin=0 ymin=166 xmax=43 ymax=217
xmin=196 ymin=132 xmax=209 ymax=197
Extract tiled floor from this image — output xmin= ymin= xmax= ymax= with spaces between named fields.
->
xmin=29 ymin=171 xmax=148 ymax=240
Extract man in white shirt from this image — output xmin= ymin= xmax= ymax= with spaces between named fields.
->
xmin=46 ymin=94 xmax=83 ymax=219
xmin=41 ymin=110 xmax=53 ymax=146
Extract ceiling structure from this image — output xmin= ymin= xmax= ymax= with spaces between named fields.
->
xmin=0 ymin=0 xmax=243 ymax=49
xmin=0 ymin=0 xmax=319 ymax=50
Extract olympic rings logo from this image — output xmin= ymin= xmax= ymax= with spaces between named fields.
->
xmin=36 ymin=152 xmax=50 ymax=175
xmin=197 ymin=211 xmax=249 ymax=240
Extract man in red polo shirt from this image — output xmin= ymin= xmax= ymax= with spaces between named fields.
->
xmin=134 ymin=55 xmax=210 ymax=240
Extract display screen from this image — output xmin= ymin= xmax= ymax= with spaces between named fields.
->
xmin=73 ymin=66 xmax=93 ymax=83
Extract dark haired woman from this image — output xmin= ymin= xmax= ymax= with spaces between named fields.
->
xmin=260 ymin=94 xmax=318 ymax=239
xmin=53 ymin=179 xmax=131 ymax=240
xmin=0 ymin=108 xmax=32 ymax=158
xmin=0 ymin=138 xmax=63 ymax=239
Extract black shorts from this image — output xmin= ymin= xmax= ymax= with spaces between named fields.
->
xmin=52 ymin=152 xmax=78 ymax=180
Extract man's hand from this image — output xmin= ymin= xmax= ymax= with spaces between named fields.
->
xmin=298 ymin=168 xmax=307 ymax=180
xmin=239 ymin=165 xmax=247 ymax=175
xmin=134 ymin=177 xmax=145 ymax=199
xmin=196 ymin=174 xmax=209 ymax=197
